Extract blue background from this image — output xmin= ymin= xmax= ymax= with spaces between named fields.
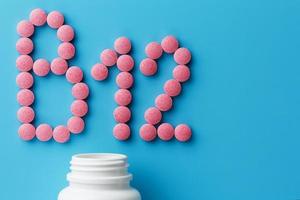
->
xmin=0 ymin=0 xmax=300 ymax=199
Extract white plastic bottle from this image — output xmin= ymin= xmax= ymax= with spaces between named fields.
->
xmin=58 ymin=153 xmax=141 ymax=200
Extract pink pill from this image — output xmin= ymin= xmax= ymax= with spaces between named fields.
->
xmin=67 ymin=116 xmax=85 ymax=134
xmin=163 ymin=79 xmax=181 ymax=97
xmin=16 ymin=55 xmax=33 ymax=72
xmin=17 ymin=20 xmax=34 ymax=37
xmin=145 ymin=42 xmax=163 ymax=59
xmin=53 ymin=125 xmax=70 ymax=143
xmin=72 ymin=82 xmax=89 ymax=100
xmin=161 ymin=35 xmax=179 ymax=53
xmin=29 ymin=8 xmax=47 ymax=26
xmin=16 ymin=72 xmax=34 ymax=89
xmin=58 ymin=42 xmax=75 ymax=60
xmin=33 ymin=59 xmax=50 ymax=76
xmin=57 ymin=25 xmax=74 ymax=42
xmin=113 ymin=123 xmax=131 ymax=141
xmin=16 ymin=37 xmax=33 ymax=55
xmin=47 ymin=11 xmax=64 ymax=29
xmin=174 ymin=47 xmax=191 ymax=65
xmin=114 ymin=37 xmax=131 ymax=54
xmin=157 ymin=123 xmax=174 ymax=141
xmin=175 ymin=124 xmax=192 ymax=142
xmin=139 ymin=58 xmax=157 ymax=76
xmin=144 ymin=107 xmax=162 ymax=125
xmin=116 ymin=72 xmax=133 ymax=89
xmin=114 ymin=89 xmax=132 ymax=106
xmin=139 ymin=124 xmax=157 ymax=141
xmin=36 ymin=124 xmax=52 ymax=141
xmin=173 ymin=65 xmax=190 ymax=82
xmin=66 ymin=66 xmax=83 ymax=83
xmin=113 ymin=106 xmax=131 ymax=123
xmin=117 ymin=55 xmax=134 ymax=72
xmin=17 ymin=89 xmax=34 ymax=106
xmin=18 ymin=123 xmax=35 ymax=141
xmin=100 ymin=49 xmax=118 ymax=67
xmin=91 ymin=63 xmax=108 ymax=81
xmin=71 ymin=100 xmax=88 ymax=117
xmin=155 ymin=94 xmax=173 ymax=111
xmin=17 ymin=106 xmax=35 ymax=123
xmin=51 ymin=57 xmax=68 ymax=75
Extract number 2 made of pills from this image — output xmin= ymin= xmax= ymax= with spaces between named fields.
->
xmin=16 ymin=8 xmax=193 ymax=144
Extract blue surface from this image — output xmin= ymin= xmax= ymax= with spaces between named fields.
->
xmin=0 ymin=0 xmax=300 ymax=199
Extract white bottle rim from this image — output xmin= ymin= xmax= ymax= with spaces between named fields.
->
xmin=67 ymin=153 xmax=132 ymax=185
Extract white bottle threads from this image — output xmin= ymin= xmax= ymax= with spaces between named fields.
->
xmin=58 ymin=153 xmax=141 ymax=200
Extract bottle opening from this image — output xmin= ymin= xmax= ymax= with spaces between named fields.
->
xmin=73 ymin=153 xmax=127 ymax=161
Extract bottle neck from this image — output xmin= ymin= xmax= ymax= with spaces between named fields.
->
xmin=67 ymin=153 xmax=133 ymax=190
xmin=69 ymin=182 xmax=130 ymax=190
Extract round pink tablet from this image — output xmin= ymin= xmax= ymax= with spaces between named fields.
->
xmin=47 ymin=11 xmax=64 ymax=29
xmin=17 ymin=20 xmax=34 ymax=37
xmin=16 ymin=55 xmax=33 ymax=72
xmin=100 ymin=49 xmax=118 ymax=67
xmin=16 ymin=72 xmax=34 ymax=89
xmin=139 ymin=124 xmax=157 ymax=141
xmin=163 ymin=79 xmax=182 ymax=97
xmin=29 ymin=8 xmax=47 ymax=26
xmin=114 ymin=37 xmax=131 ymax=54
xmin=51 ymin=57 xmax=68 ymax=75
xmin=174 ymin=47 xmax=191 ymax=65
xmin=72 ymin=83 xmax=89 ymax=100
xmin=139 ymin=58 xmax=157 ymax=76
xmin=33 ymin=59 xmax=50 ymax=76
xmin=67 ymin=116 xmax=85 ymax=134
xmin=71 ymin=100 xmax=88 ymax=117
xmin=161 ymin=35 xmax=179 ymax=53
xmin=144 ymin=107 xmax=162 ymax=125
xmin=116 ymin=72 xmax=133 ymax=89
xmin=114 ymin=89 xmax=132 ymax=106
xmin=116 ymin=55 xmax=134 ymax=72
xmin=173 ymin=65 xmax=190 ymax=82
xmin=157 ymin=123 xmax=174 ymax=141
xmin=113 ymin=123 xmax=130 ymax=140
xmin=53 ymin=125 xmax=70 ymax=143
xmin=16 ymin=37 xmax=33 ymax=55
xmin=58 ymin=42 xmax=75 ymax=60
xmin=155 ymin=94 xmax=173 ymax=111
xmin=91 ymin=63 xmax=108 ymax=81
xmin=57 ymin=25 xmax=74 ymax=42
xmin=113 ymin=106 xmax=131 ymax=123
xmin=18 ymin=123 xmax=35 ymax=141
xmin=145 ymin=42 xmax=163 ymax=59
xmin=36 ymin=124 xmax=52 ymax=141
xmin=17 ymin=89 xmax=34 ymax=106
xmin=175 ymin=124 xmax=192 ymax=142
xmin=66 ymin=66 xmax=83 ymax=83
xmin=17 ymin=106 xmax=35 ymax=123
